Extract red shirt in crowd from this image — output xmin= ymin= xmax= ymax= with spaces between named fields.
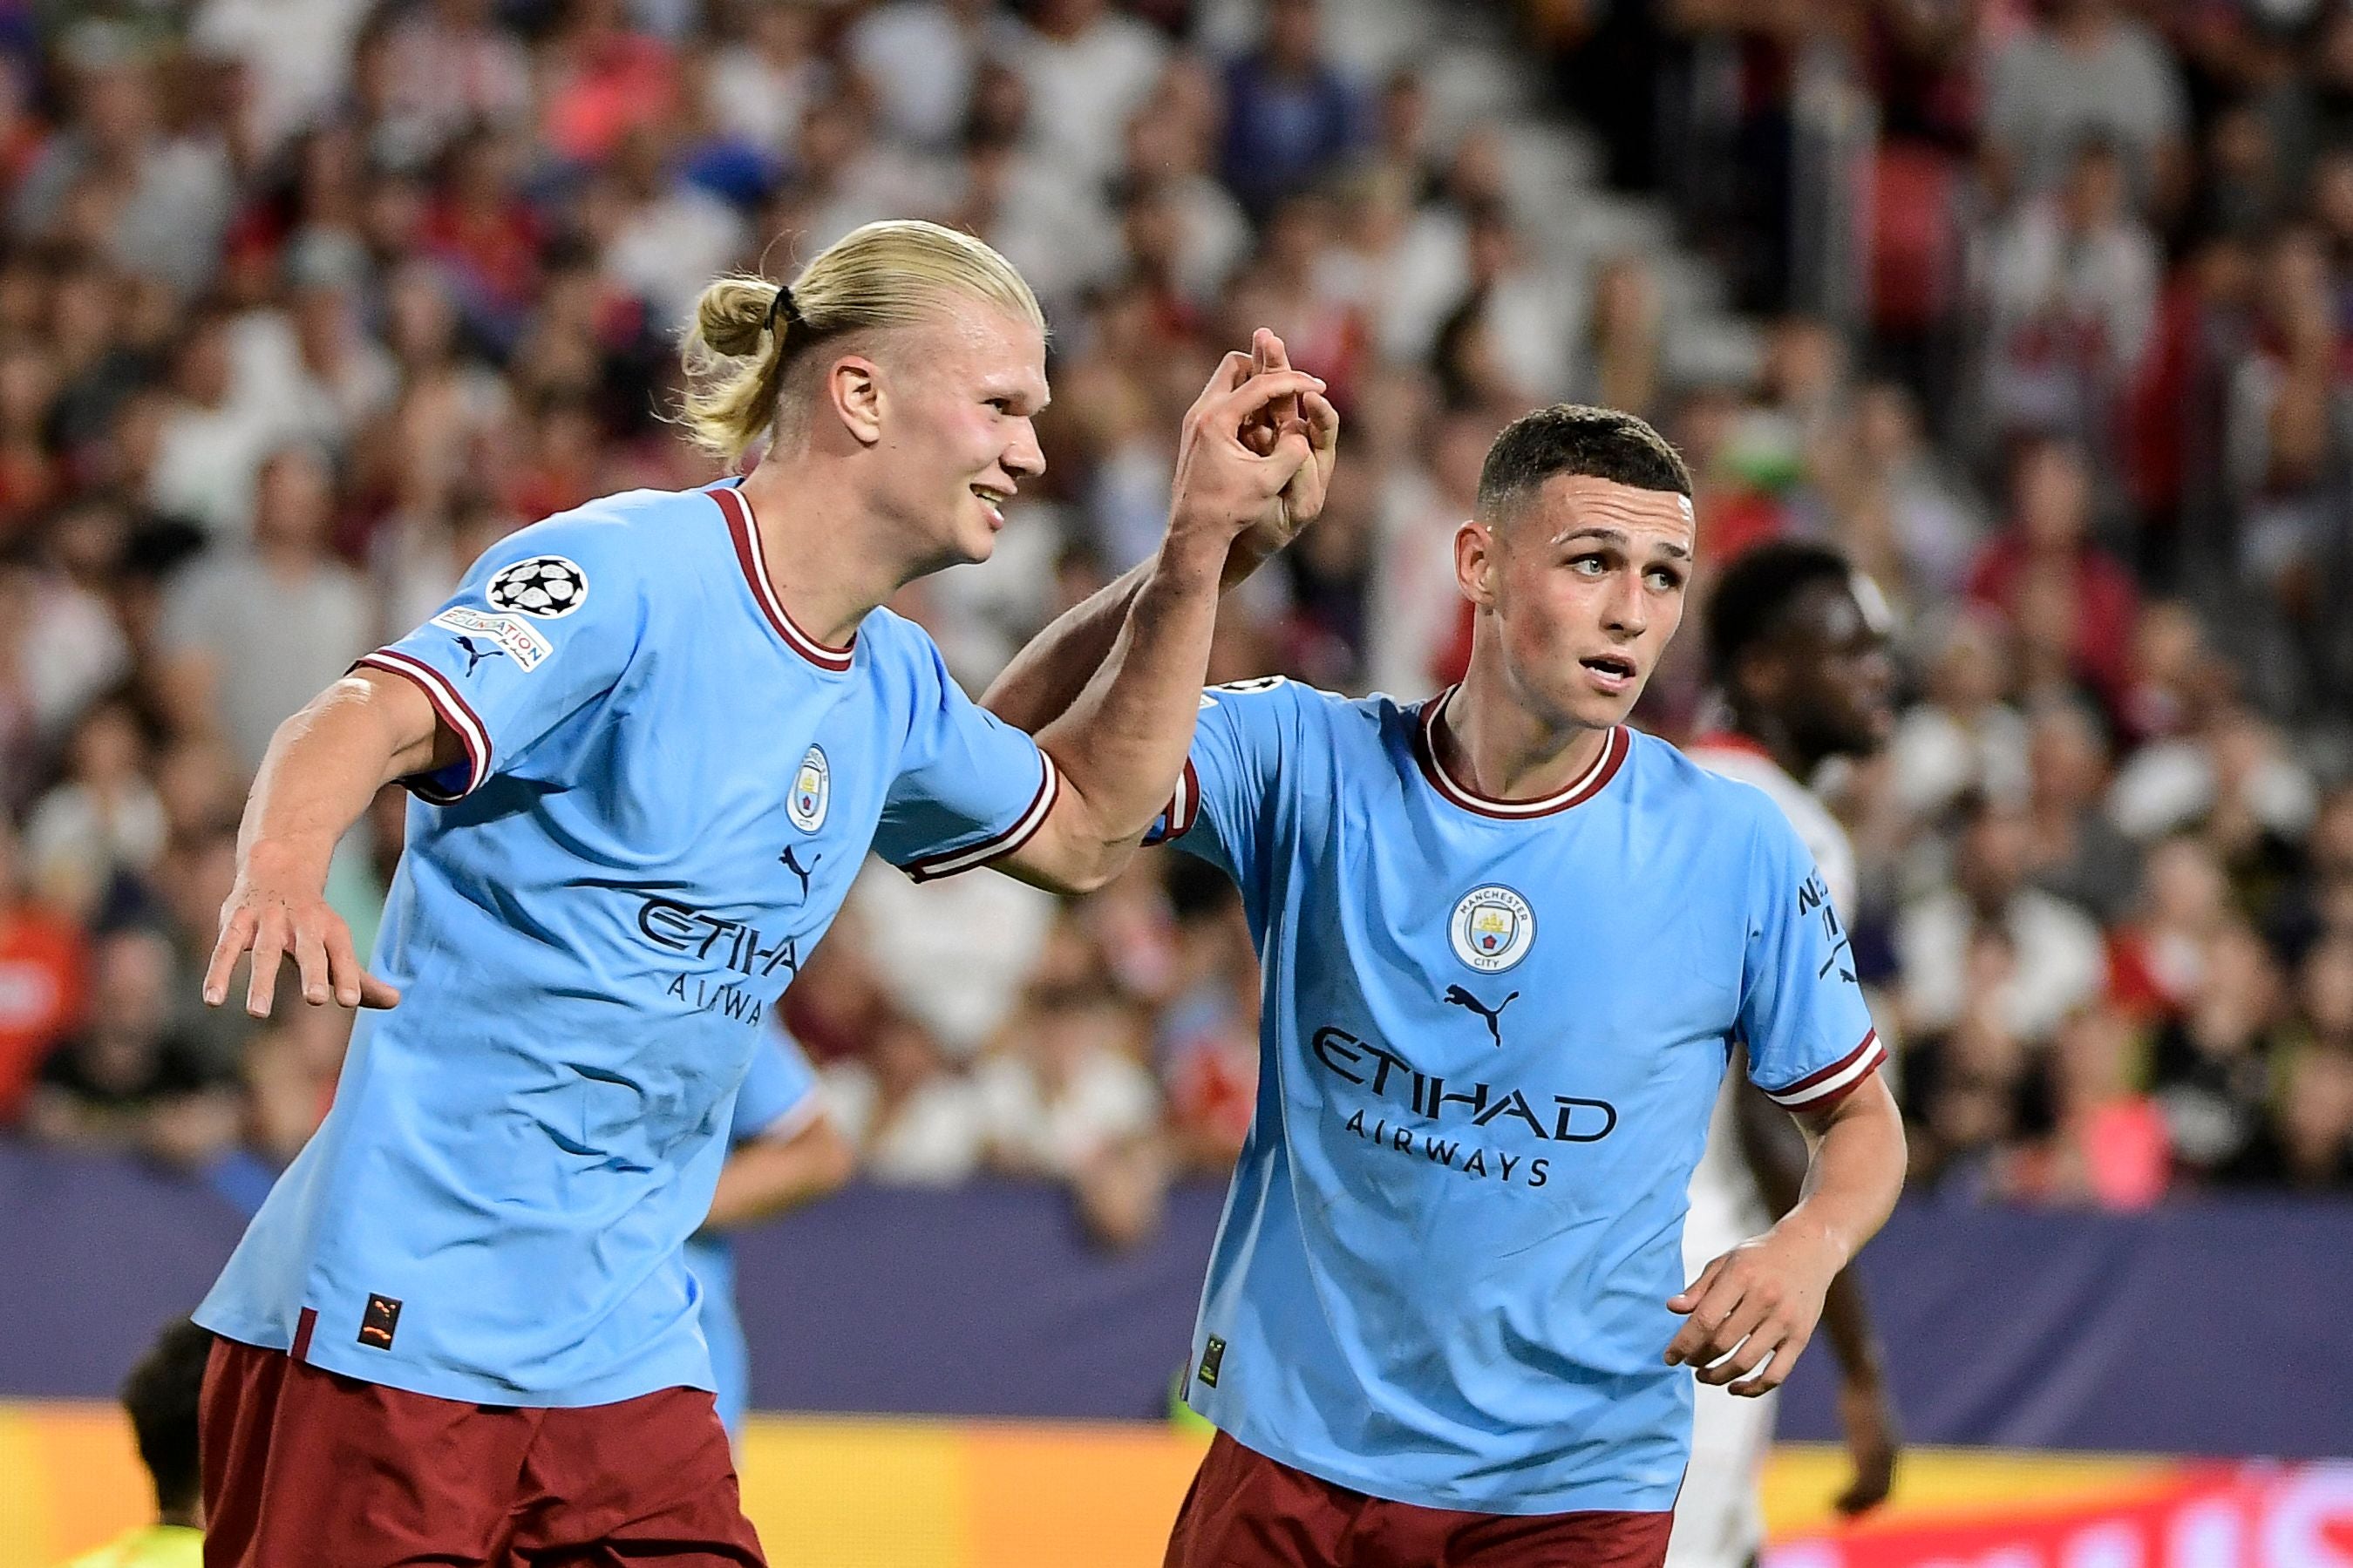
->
xmin=1966 ymin=533 xmax=2141 ymax=713
xmin=0 ymin=900 xmax=86 ymax=1123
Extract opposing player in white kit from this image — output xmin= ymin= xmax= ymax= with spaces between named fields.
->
xmin=1675 ymin=541 xmax=1907 ymax=1568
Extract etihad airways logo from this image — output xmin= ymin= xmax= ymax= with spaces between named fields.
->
xmin=1310 ymin=1027 xmax=1619 ymax=1144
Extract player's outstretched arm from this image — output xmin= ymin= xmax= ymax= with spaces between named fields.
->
xmin=1731 ymin=1072 xmax=1902 ymax=1513
xmin=993 ymin=355 xmax=1331 ymax=893
xmin=983 ymin=329 xmax=1336 ymax=736
xmin=1666 ymin=1072 xmax=1906 ymax=1398
xmin=202 ymin=669 xmax=459 ymax=1018
xmin=702 ymin=1115 xmax=855 ymax=1232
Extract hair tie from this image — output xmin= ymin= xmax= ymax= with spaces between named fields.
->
xmin=763 ymin=285 xmax=801 ymax=336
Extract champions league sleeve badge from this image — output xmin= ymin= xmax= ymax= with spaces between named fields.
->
xmin=486 ymin=555 xmax=588 ymax=618
xmin=1450 ymin=886 xmax=1536 ymax=974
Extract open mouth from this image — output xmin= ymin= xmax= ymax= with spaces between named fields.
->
xmin=970 ymin=484 xmax=1011 ymax=529
xmin=1580 ymin=653 xmax=1637 ymax=689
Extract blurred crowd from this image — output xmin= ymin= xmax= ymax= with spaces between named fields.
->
xmin=0 ymin=0 xmax=2348 ymax=1242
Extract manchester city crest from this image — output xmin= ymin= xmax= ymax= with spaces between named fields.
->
xmin=788 ymin=745 xmax=830 ymax=832
xmin=1449 ymin=885 xmax=1536 ymax=974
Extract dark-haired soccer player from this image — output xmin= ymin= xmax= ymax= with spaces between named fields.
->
xmin=1675 ymin=540 xmax=1904 ymax=1568
xmin=995 ymin=404 xmax=1908 ymax=1566
xmin=60 ymin=1317 xmax=211 ymax=1568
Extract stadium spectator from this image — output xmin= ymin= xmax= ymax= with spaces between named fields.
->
xmin=1980 ymin=138 xmax=2161 ymax=454
xmin=976 ymin=926 xmax=1161 ymax=1184
xmin=2003 ymin=1003 xmax=2171 ymax=1209
xmin=1898 ymin=792 xmax=2107 ymax=1052
xmin=0 ymin=819 xmax=85 ymax=1126
xmin=24 ymin=925 xmax=239 ymax=1166
xmin=156 ymin=445 xmax=372 ymax=770
xmin=1218 ymin=0 xmax=1366 ymax=220
xmin=1981 ymin=0 xmax=2189 ymax=212
xmin=2021 ymin=702 xmax=2142 ymax=925
xmin=1888 ymin=614 xmax=2031 ymax=823
xmin=2221 ymin=1035 xmax=2353 ymax=1191
xmin=2107 ymin=834 xmax=2235 ymax=1024
xmin=1965 ymin=438 xmax=2141 ymax=720
xmin=822 ymin=1011 xmax=990 ymax=1187
xmin=23 ymin=695 xmax=165 ymax=922
xmin=2151 ymin=918 xmax=2286 ymax=1181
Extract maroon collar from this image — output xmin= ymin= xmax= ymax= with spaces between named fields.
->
xmin=1412 ymin=687 xmax=1629 ymax=819
xmin=709 ymin=484 xmax=855 ymax=673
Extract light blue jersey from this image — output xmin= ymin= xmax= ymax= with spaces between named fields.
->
xmin=687 ymin=1030 xmax=822 ymax=1438
xmin=1160 ymin=680 xmax=1884 ymax=1517
xmin=196 ymin=482 xmax=1056 ymax=1407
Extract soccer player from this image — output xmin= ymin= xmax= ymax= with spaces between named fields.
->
xmin=687 ymin=1028 xmax=851 ymax=1441
xmin=59 ymin=1317 xmax=210 ymax=1568
xmin=993 ymin=404 xmax=1908 ymax=1566
xmin=1674 ymin=540 xmax=1906 ymax=1568
xmin=189 ymin=220 xmax=1335 ymax=1565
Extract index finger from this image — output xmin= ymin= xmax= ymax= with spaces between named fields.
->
xmin=1202 ymin=370 xmax=1327 ymax=438
xmin=1189 ymin=351 xmax=1255 ymax=419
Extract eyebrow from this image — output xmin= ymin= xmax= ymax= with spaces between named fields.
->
xmin=1549 ymin=525 xmax=1691 ymax=561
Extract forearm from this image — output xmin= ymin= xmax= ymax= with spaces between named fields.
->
xmin=1030 ymin=532 xmax=1231 ymax=876
xmin=703 ymin=1120 xmax=853 ymax=1231
xmin=239 ymin=675 xmax=437 ymax=885
xmin=1775 ymin=1080 xmax=1907 ymax=1273
xmin=1735 ymin=1075 xmax=1884 ymax=1378
xmin=984 ymin=563 xmax=1153 ymax=736
xmin=983 ymin=540 xmax=1275 ymax=736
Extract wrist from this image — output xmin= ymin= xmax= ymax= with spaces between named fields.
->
xmin=1153 ymin=528 xmax=1231 ymax=588
xmin=245 ymin=833 xmax=337 ymax=888
xmin=1769 ymin=1208 xmax=1854 ymax=1275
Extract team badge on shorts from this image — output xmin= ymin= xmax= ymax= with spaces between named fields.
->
xmin=486 ymin=554 xmax=588 ymax=618
xmin=788 ymin=745 xmax=830 ymax=832
xmin=1450 ymin=885 xmax=1536 ymax=974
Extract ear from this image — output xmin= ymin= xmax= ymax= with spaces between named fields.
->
xmin=1452 ymin=519 xmax=1499 ymax=608
xmin=822 ymin=355 xmax=886 ymax=447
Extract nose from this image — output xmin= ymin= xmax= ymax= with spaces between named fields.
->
xmin=1602 ymin=570 xmax=1648 ymax=639
xmin=1004 ymin=419 xmax=1045 ymax=481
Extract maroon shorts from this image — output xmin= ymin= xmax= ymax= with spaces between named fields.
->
xmin=1165 ymin=1430 xmax=1676 ymax=1568
xmin=200 ymin=1313 xmax=765 ymax=1567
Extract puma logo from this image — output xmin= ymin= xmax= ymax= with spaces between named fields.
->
xmin=452 ymin=635 xmax=504 ymax=675
xmin=779 ymin=844 xmax=819 ymax=900
xmin=1443 ymin=985 xmax=1520 ymax=1048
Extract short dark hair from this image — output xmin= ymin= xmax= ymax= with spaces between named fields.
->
xmin=1704 ymin=540 xmax=1856 ymax=688
xmin=1476 ymin=404 xmax=1692 ymax=528
xmin=121 ymin=1317 xmax=212 ymax=1517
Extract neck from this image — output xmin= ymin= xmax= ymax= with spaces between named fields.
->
xmin=735 ymin=455 xmax=917 ymax=648
xmin=1723 ymin=700 xmax=1816 ymax=782
xmin=1443 ymin=642 xmax=1613 ymax=802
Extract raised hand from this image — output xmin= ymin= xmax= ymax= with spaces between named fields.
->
xmin=1168 ymin=344 xmax=1328 ymax=553
xmin=1234 ymin=328 xmax=1337 ymax=558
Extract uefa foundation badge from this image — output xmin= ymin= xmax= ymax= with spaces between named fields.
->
xmin=788 ymin=746 xmax=830 ymax=832
xmin=1450 ymin=886 xmax=1536 ymax=973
